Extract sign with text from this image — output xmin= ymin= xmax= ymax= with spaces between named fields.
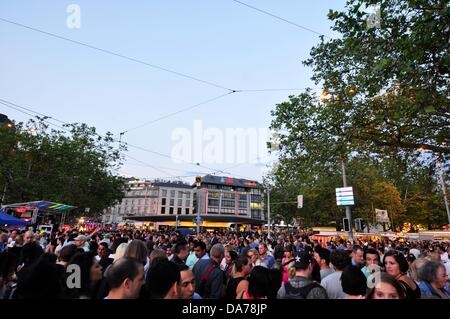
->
xmin=336 ymin=187 xmax=354 ymax=206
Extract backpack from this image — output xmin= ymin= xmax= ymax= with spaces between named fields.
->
xmin=283 ymin=281 xmax=322 ymax=299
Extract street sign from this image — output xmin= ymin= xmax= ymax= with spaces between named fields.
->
xmin=193 ymin=216 xmax=203 ymax=225
xmin=297 ymin=195 xmax=303 ymax=208
xmin=336 ymin=187 xmax=355 ymax=206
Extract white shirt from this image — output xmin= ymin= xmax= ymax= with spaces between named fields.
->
xmin=321 ymin=271 xmax=347 ymax=299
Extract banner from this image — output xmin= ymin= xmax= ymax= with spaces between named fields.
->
xmin=375 ymin=209 xmax=390 ymax=223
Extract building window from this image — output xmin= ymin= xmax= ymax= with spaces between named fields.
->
xmin=162 ymin=189 xmax=167 ymax=197
xmin=178 ymin=191 xmax=183 ymax=198
xmin=162 ymin=198 xmax=166 ymax=206
xmin=170 ymin=190 xmax=176 ymax=197
xmin=160 ymin=207 xmax=165 ymax=214
xmin=178 ymin=199 xmax=182 ymax=206
xmin=169 ymin=207 xmax=174 ymax=214
xmin=177 ymin=207 xmax=182 ymax=215
xmin=186 ymin=200 xmax=190 ymax=207
xmin=185 ymin=208 xmax=189 ymax=214
xmin=170 ymin=198 xmax=175 ymax=206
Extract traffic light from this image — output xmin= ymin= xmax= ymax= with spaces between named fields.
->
xmin=343 ymin=218 xmax=350 ymax=232
xmin=360 ymin=219 xmax=366 ymax=232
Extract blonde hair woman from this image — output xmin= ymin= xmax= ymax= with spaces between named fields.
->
xmin=247 ymin=249 xmax=268 ymax=268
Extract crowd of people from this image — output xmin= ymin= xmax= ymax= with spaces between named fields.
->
xmin=0 ymin=227 xmax=449 ymax=299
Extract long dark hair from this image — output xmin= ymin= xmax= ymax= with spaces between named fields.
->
xmin=65 ymin=251 xmax=99 ymax=299
xmin=247 ymin=266 xmax=270 ymax=299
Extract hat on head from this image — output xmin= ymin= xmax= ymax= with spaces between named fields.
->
xmin=74 ymin=235 xmax=88 ymax=241
xmin=293 ymin=251 xmax=313 ymax=269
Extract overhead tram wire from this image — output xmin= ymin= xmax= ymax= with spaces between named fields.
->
xmin=230 ymin=0 xmax=332 ymax=39
xmin=0 ymin=17 xmax=234 ymax=93
xmin=0 ymin=97 xmax=241 ymax=179
xmin=120 ymin=91 xmax=234 ymax=135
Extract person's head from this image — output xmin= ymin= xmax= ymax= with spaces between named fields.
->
xmin=193 ymin=241 xmax=207 ymax=259
xmin=330 ymin=249 xmax=351 ymax=271
xmin=210 ymin=243 xmax=225 ymax=263
xmin=225 ymin=249 xmax=238 ymax=266
xmin=106 ymin=257 xmax=144 ymax=299
xmin=73 ymin=235 xmax=87 ymax=248
xmin=341 ymin=265 xmax=367 ymax=298
xmin=284 ymin=244 xmax=295 ymax=259
xmin=174 ymin=241 xmax=189 ymax=261
xmin=363 ymin=249 xmax=380 ymax=267
xmin=247 ymin=249 xmax=260 ymax=264
xmin=383 ymin=250 xmax=409 ymax=277
xmin=313 ymin=247 xmax=331 ymax=269
xmin=258 ymin=243 xmax=267 ymax=256
xmin=367 ymin=272 xmax=405 ymax=299
xmin=15 ymin=254 xmax=64 ymax=299
xmin=165 ymin=245 xmax=173 ymax=257
xmin=20 ymin=241 xmax=44 ymax=268
xmin=58 ymin=244 xmax=78 ymax=266
xmin=97 ymin=242 xmax=109 ymax=259
xmin=114 ymin=243 xmax=129 ymax=262
xmin=177 ymin=264 xmax=196 ymax=299
xmin=124 ymin=240 xmax=147 ymax=265
xmin=149 ymin=249 xmax=167 ymax=266
xmin=67 ymin=251 xmax=103 ymax=298
xmin=23 ymin=231 xmax=34 ymax=245
xmin=419 ymin=261 xmax=448 ymax=289
xmin=10 ymin=229 xmax=18 ymax=239
xmin=247 ymin=266 xmax=270 ymax=299
xmin=234 ymin=255 xmax=252 ymax=276
xmin=409 ymin=257 xmax=428 ymax=282
xmin=146 ymin=260 xmax=180 ymax=299
xmin=351 ymin=245 xmax=365 ymax=267
xmin=293 ymin=252 xmax=314 ymax=276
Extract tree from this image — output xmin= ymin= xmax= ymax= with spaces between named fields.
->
xmin=0 ymin=117 xmax=127 ymax=219
xmin=304 ymin=0 xmax=449 ymax=155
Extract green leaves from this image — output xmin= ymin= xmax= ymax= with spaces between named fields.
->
xmin=0 ymin=117 xmax=126 ymax=219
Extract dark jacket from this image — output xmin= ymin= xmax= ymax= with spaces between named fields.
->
xmin=193 ymin=258 xmax=224 ymax=299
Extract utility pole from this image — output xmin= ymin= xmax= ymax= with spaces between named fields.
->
xmin=195 ymin=177 xmax=202 ymax=235
xmin=341 ymin=161 xmax=353 ymax=243
xmin=267 ymin=189 xmax=271 ymax=239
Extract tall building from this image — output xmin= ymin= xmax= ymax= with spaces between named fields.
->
xmin=102 ymin=179 xmax=193 ymax=224
xmin=104 ymin=175 xmax=266 ymax=229
xmin=193 ymin=175 xmax=265 ymax=224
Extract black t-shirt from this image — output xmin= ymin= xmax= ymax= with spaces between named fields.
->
xmin=225 ymin=277 xmax=245 ymax=300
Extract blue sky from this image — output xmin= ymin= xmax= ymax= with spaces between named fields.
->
xmin=0 ymin=0 xmax=346 ymax=182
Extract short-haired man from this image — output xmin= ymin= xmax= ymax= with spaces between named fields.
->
xmin=361 ymin=248 xmax=380 ymax=278
xmin=321 ymin=250 xmax=351 ymax=299
xmin=172 ymin=240 xmax=189 ymax=267
xmin=277 ymin=252 xmax=328 ymax=299
xmin=259 ymin=243 xmax=275 ymax=269
xmin=193 ymin=243 xmax=225 ymax=299
xmin=23 ymin=231 xmax=34 ymax=245
xmin=313 ymin=246 xmax=335 ymax=280
xmin=146 ymin=259 xmax=180 ymax=299
xmin=351 ymin=245 xmax=365 ymax=268
xmin=177 ymin=264 xmax=202 ymax=299
xmin=106 ymin=257 xmax=144 ymax=299
xmin=97 ymin=242 xmax=114 ymax=272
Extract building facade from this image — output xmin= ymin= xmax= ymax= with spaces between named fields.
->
xmin=102 ymin=180 xmax=194 ymax=224
xmin=192 ymin=175 xmax=265 ymax=225
xmin=103 ymin=175 xmax=266 ymax=228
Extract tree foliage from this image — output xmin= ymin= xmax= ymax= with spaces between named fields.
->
xmin=0 ymin=117 xmax=127 ymax=219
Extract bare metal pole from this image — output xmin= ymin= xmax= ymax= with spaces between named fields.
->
xmin=341 ymin=161 xmax=353 ymax=242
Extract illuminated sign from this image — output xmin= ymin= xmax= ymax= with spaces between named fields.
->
xmin=244 ymin=182 xmax=257 ymax=187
